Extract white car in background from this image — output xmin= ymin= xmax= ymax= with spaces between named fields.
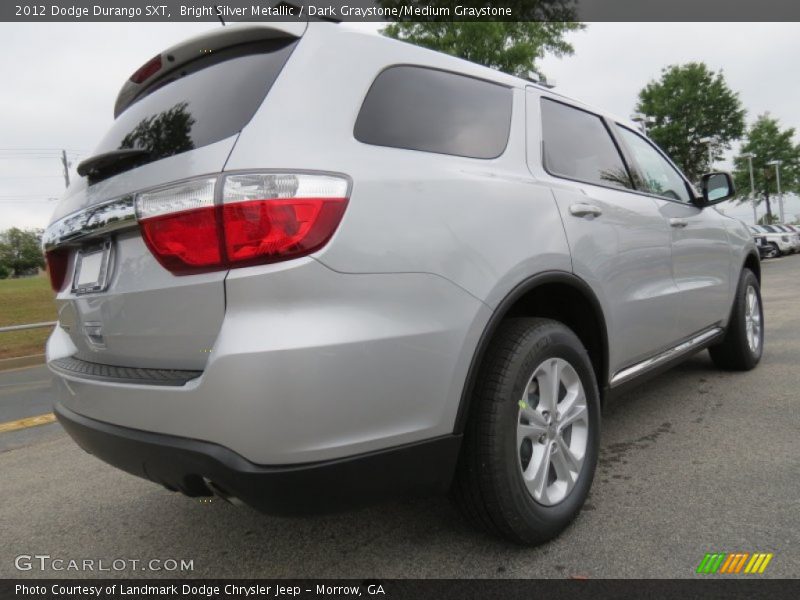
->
xmin=751 ymin=225 xmax=795 ymax=257
xmin=775 ymin=225 xmax=800 ymax=251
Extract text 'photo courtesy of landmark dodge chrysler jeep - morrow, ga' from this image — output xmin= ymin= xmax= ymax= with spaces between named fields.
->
xmin=44 ymin=22 xmax=763 ymax=544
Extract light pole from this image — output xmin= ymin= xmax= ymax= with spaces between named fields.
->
xmin=741 ymin=152 xmax=757 ymax=224
xmin=767 ymin=159 xmax=784 ymax=223
xmin=630 ymin=113 xmax=655 ymax=136
xmin=699 ymin=136 xmax=716 ymax=170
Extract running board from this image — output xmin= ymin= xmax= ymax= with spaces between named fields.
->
xmin=609 ymin=327 xmax=723 ymax=387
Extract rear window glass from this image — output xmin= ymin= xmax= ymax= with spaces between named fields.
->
xmin=541 ymin=98 xmax=633 ymax=190
xmin=90 ymin=39 xmax=297 ymax=181
xmin=354 ymin=66 xmax=512 ymax=159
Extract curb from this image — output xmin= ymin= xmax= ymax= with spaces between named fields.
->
xmin=0 ymin=354 xmax=46 ymax=371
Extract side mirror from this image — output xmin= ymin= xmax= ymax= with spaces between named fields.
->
xmin=699 ymin=172 xmax=735 ymax=206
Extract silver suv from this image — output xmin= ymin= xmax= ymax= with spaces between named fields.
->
xmin=44 ymin=23 xmax=763 ymax=544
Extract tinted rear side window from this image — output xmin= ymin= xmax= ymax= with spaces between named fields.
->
xmin=354 ymin=66 xmax=512 ymax=159
xmin=541 ymin=98 xmax=632 ymax=190
xmin=90 ymin=39 xmax=297 ymax=181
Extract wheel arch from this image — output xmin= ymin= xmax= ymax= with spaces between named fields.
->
xmin=454 ymin=271 xmax=609 ymax=433
xmin=743 ymin=250 xmax=761 ymax=283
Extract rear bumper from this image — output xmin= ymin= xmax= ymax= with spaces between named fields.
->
xmin=47 ymin=259 xmax=491 ymax=465
xmin=55 ymin=402 xmax=462 ymax=515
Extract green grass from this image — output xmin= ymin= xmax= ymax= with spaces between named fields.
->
xmin=0 ymin=273 xmax=57 ymax=359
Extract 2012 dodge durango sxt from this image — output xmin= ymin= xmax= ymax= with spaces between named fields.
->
xmin=44 ymin=22 xmax=763 ymax=544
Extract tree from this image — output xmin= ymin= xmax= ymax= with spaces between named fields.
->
xmin=382 ymin=21 xmax=585 ymax=79
xmin=0 ymin=228 xmax=45 ymax=277
xmin=119 ymin=101 xmax=195 ymax=160
xmin=733 ymin=114 xmax=800 ymax=221
xmin=635 ymin=63 xmax=745 ymax=182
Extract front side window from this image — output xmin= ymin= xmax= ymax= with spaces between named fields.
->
xmin=615 ymin=126 xmax=692 ymax=203
xmin=354 ymin=66 xmax=512 ymax=159
xmin=540 ymin=98 xmax=633 ymax=190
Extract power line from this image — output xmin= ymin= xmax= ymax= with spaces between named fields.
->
xmin=0 ymin=147 xmax=89 ymax=153
xmin=0 ymin=194 xmax=59 ymax=199
xmin=0 ymin=154 xmax=83 ymax=161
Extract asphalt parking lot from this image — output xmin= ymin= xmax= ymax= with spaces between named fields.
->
xmin=1 ymin=257 xmax=798 ymax=579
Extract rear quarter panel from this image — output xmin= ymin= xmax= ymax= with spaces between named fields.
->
xmin=225 ymin=26 xmax=572 ymax=306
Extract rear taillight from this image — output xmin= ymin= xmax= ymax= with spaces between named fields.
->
xmin=136 ymin=178 xmax=220 ymax=273
xmin=129 ymin=54 xmax=162 ymax=84
xmin=45 ymin=249 xmax=69 ymax=292
xmin=135 ymin=173 xmax=349 ymax=275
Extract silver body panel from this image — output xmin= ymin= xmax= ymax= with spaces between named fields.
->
xmin=46 ymin=23 xmax=756 ymax=465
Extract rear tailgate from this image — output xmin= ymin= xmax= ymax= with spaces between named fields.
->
xmin=44 ymin=24 xmax=304 ymax=371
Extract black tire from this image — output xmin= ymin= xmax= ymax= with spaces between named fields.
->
xmin=709 ymin=269 xmax=764 ymax=371
xmin=764 ymin=243 xmax=779 ymax=259
xmin=452 ymin=318 xmax=600 ymax=545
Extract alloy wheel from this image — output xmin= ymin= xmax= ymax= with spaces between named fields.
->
xmin=745 ymin=285 xmax=762 ymax=354
xmin=517 ymin=358 xmax=589 ymax=506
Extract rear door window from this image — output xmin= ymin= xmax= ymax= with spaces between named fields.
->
xmin=354 ymin=66 xmax=512 ymax=159
xmin=540 ymin=98 xmax=633 ymax=190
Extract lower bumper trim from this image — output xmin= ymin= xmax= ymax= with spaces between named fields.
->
xmin=50 ymin=356 xmax=201 ymax=386
xmin=54 ymin=403 xmax=462 ymax=515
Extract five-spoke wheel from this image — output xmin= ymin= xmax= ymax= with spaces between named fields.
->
xmin=517 ymin=358 xmax=588 ymax=506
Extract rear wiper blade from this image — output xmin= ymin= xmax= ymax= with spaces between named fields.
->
xmin=76 ymin=148 xmax=150 ymax=178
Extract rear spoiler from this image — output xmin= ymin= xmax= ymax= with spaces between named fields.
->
xmin=114 ymin=22 xmax=307 ymax=118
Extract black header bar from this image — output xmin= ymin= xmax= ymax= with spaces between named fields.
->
xmin=3 ymin=578 xmax=800 ymax=600
xmin=3 ymin=1 xmax=800 ymax=22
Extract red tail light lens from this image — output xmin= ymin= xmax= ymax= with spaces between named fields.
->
xmin=139 ymin=206 xmax=222 ymax=273
xmin=135 ymin=173 xmax=349 ymax=275
xmin=45 ymin=249 xmax=70 ymax=292
xmin=136 ymin=178 xmax=220 ymax=274
xmin=223 ymin=199 xmax=347 ymax=265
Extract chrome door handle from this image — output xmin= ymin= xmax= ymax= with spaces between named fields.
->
xmin=569 ymin=203 xmax=602 ymax=218
xmin=670 ymin=218 xmax=689 ymax=228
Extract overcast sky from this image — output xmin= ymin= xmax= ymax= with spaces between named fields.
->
xmin=1 ymin=21 xmax=798 ymax=231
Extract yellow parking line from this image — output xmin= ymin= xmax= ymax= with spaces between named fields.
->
xmin=0 ymin=412 xmax=56 ymax=434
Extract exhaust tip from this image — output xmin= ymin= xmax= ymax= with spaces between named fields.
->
xmin=202 ymin=477 xmax=245 ymax=506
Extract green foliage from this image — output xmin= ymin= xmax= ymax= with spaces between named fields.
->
xmin=382 ymin=22 xmax=585 ymax=79
xmin=0 ymin=264 xmax=9 ymax=279
xmin=733 ymin=114 xmax=800 ymax=220
xmin=758 ymin=213 xmax=780 ymax=225
xmin=636 ymin=63 xmax=745 ymax=182
xmin=0 ymin=228 xmax=45 ymax=277
xmin=0 ymin=273 xmax=56 ymax=358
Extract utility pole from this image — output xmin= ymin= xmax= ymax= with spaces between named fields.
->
xmin=630 ymin=113 xmax=655 ymax=136
xmin=60 ymin=150 xmax=71 ymax=188
xmin=699 ymin=137 xmax=715 ymax=170
xmin=742 ymin=152 xmax=757 ymax=224
xmin=767 ymin=160 xmax=784 ymax=223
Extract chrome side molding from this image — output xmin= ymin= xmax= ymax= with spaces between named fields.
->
xmin=610 ymin=327 xmax=723 ymax=387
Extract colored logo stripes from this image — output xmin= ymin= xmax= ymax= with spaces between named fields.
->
xmin=696 ymin=552 xmax=773 ymax=574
